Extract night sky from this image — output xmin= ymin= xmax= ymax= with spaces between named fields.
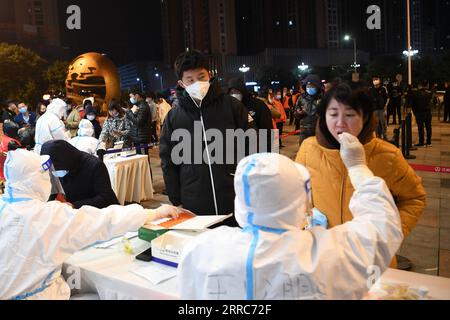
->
xmin=58 ymin=0 xmax=163 ymax=65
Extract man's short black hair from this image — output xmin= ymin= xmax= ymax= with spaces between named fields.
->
xmin=174 ymin=50 xmax=209 ymax=79
xmin=129 ymin=88 xmax=143 ymax=98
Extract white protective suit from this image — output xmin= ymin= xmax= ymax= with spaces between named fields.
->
xmin=178 ymin=149 xmax=404 ymax=300
xmin=70 ymin=119 xmax=100 ymax=156
xmin=0 ymin=149 xmax=152 ymax=300
xmin=34 ymin=98 xmax=71 ymax=155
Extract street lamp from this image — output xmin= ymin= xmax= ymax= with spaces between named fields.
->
xmin=344 ymin=34 xmax=358 ymax=73
xmin=239 ymin=64 xmax=250 ymax=83
xmin=298 ymin=62 xmax=309 ymax=72
xmin=155 ymin=73 xmax=163 ymax=90
xmin=136 ymin=78 xmax=144 ymax=93
xmin=403 ymin=48 xmax=419 ymax=57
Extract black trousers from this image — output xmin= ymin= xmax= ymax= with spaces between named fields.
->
xmin=388 ymin=99 xmax=402 ymax=125
xmin=416 ymin=112 xmax=432 ymax=145
xmin=444 ymin=103 xmax=450 ymax=122
xmin=150 ymin=121 xmax=158 ymax=143
xmin=276 ymin=122 xmax=284 ymax=146
xmin=294 ymin=118 xmax=301 ymax=131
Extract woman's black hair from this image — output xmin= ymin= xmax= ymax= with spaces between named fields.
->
xmin=107 ymin=99 xmax=124 ymax=118
xmin=317 ymin=83 xmax=374 ymax=148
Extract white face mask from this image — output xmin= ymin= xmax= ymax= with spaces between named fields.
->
xmin=184 ymin=81 xmax=210 ymax=102
xmin=87 ymin=115 xmax=96 ymax=121
xmin=230 ymin=93 xmax=243 ymax=102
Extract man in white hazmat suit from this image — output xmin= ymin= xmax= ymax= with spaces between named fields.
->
xmin=178 ymin=133 xmax=404 ymax=300
xmin=70 ymin=119 xmax=100 ymax=156
xmin=0 ymin=149 xmax=185 ymax=300
xmin=34 ymin=98 xmax=71 ymax=155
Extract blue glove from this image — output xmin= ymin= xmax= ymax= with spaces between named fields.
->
xmin=312 ymin=208 xmax=328 ymax=229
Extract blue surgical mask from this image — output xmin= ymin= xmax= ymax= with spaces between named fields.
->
xmin=306 ymin=87 xmax=318 ymax=96
xmin=130 ymin=97 xmax=137 ymax=104
xmin=19 ymin=107 xmax=27 ymax=114
xmin=52 ymin=170 xmax=69 ymax=178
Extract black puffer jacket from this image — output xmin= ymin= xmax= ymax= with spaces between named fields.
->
xmin=160 ymin=79 xmax=248 ymax=215
xmin=126 ymin=100 xmax=152 ymax=145
xmin=41 ymin=140 xmax=119 ymax=209
xmin=228 ymin=77 xmax=273 ymax=152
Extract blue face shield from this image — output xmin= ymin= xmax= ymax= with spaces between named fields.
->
xmin=52 ymin=170 xmax=69 ymax=178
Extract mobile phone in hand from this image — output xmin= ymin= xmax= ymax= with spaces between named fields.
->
xmin=135 ymin=247 xmax=152 ymax=262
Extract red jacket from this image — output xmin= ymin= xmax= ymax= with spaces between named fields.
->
xmin=0 ymin=136 xmax=22 ymax=181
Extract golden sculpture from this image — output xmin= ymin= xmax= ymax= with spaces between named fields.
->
xmin=65 ymin=52 xmax=121 ymax=113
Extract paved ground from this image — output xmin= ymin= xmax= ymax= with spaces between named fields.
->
xmin=143 ymin=115 xmax=450 ymax=278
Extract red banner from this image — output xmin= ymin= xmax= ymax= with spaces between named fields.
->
xmin=410 ymin=164 xmax=450 ymax=174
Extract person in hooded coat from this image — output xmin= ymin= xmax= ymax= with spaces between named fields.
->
xmin=40 ymin=140 xmax=119 ymax=209
xmin=84 ymin=104 xmax=102 ymax=139
xmin=34 ymin=98 xmax=70 ymax=155
xmin=178 ymin=137 xmax=403 ymax=300
xmin=294 ymin=75 xmax=323 ymax=145
xmin=69 ymin=119 xmax=100 ymax=156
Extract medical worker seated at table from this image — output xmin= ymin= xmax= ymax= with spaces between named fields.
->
xmin=178 ymin=133 xmax=404 ymax=300
xmin=0 ymin=149 xmax=185 ymax=300
xmin=41 ymin=140 xmax=119 ymax=209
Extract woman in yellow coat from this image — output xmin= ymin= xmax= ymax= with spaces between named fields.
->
xmin=296 ymin=84 xmax=426 ymax=266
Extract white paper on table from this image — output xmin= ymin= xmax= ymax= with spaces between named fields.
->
xmin=130 ymin=262 xmax=177 ymax=285
xmin=170 ymin=214 xmax=233 ymax=230
xmin=94 ymin=232 xmax=139 ymax=249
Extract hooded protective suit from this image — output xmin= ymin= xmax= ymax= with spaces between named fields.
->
xmin=34 ymin=98 xmax=70 ymax=155
xmin=0 ymin=149 xmax=153 ymax=300
xmin=70 ymin=119 xmax=100 ymax=156
xmin=178 ymin=151 xmax=403 ymax=300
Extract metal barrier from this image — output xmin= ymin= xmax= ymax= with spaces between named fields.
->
xmin=402 ymin=113 xmax=416 ymax=159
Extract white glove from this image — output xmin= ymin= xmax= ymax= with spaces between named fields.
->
xmin=339 ymin=133 xmax=374 ymax=189
xmin=339 ymin=132 xmax=366 ymax=168
xmin=145 ymin=204 xmax=194 ymax=224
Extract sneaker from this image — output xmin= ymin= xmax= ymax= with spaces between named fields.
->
xmin=414 ymin=143 xmax=426 ymax=148
xmin=426 ymin=144 xmax=432 ymax=147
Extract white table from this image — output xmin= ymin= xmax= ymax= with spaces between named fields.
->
xmin=62 ymin=237 xmax=450 ymax=300
xmin=104 ymin=155 xmax=154 ymax=205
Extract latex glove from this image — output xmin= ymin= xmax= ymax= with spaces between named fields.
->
xmin=338 ymin=132 xmax=374 ymax=189
xmin=339 ymin=132 xmax=366 ymax=169
xmin=145 ymin=204 xmax=194 ymax=224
